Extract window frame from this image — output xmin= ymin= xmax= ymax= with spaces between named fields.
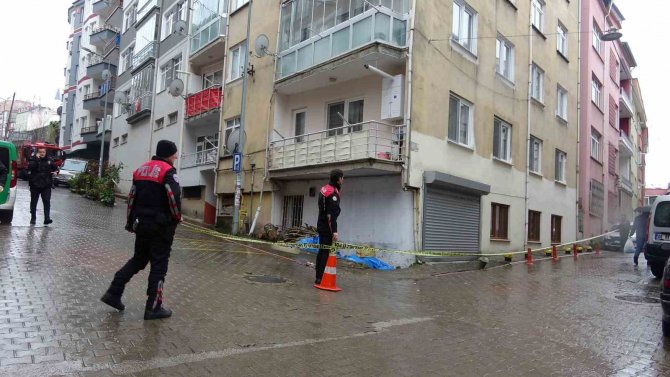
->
xmin=529 ymin=136 xmax=542 ymax=174
xmin=590 ymin=129 xmax=602 ymax=162
xmin=556 ymin=85 xmax=568 ymax=121
xmin=493 ymin=117 xmax=512 ymax=162
xmin=448 ymin=93 xmax=474 ymax=148
xmin=528 ymin=210 xmax=541 ymax=242
xmin=231 ymin=0 xmax=250 ymax=12
xmin=452 ymin=0 xmax=478 ymax=55
xmin=551 ymin=215 xmax=562 ymax=244
xmin=557 ymin=21 xmax=568 ymax=56
xmin=490 ymin=203 xmax=510 ymax=240
xmin=592 ymin=21 xmax=603 ymax=55
xmin=591 ymin=75 xmax=603 ymax=109
xmin=531 ymin=63 xmax=544 ymax=102
xmin=154 ymin=117 xmax=164 ymax=130
xmin=294 ymin=109 xmax=306 ymax=143
xmin=555 ymin=149 xmax=567 ymax=183
xmin=224 ymin=117 xmax=242 ymax=155
xmin=227 ymin=42 xmax=248 ymax=82
xmin=496 ymin=35 xmax=515 ymax=82
xmin=167 ymin=111 xmax=179 ymax=125
xmin=531 ymin=0 xmax=545 ymax=33
xmin=158 ymin=54 xmax=182 ymax=93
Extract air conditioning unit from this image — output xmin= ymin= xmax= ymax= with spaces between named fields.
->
xmin=381 ymin=74 xmax=404 ymax=121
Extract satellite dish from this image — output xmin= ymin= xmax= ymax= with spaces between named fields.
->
xmin=174 ymin=20 xmax=188 ymax=36
xmin=226 ymin=129 xmax=246 ymax=154
xmin=168 ymin=78 xmax=185 ymax=97
xmin=102 ymin=69 xmax=112 ymax=81
xmin=113 ymin=91 xmax=127 ymax=104
xmin=254 ymin=34 xmax=270 ymax=57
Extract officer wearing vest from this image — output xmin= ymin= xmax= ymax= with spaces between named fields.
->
xmin=315 ymin=169 xmax=343 ymax=285
xmin=101 ymin=140 xmax=182 ymax=320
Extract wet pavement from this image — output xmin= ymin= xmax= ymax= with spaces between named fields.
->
xmin=0 ymin=182 xmax=669 ymax=376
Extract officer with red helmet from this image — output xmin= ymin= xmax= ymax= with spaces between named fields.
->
xmin=101 ymin=140 xmax=182 ymax=320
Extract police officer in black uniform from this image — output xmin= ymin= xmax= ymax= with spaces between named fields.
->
xmin=28 ymin=147 xmax=58 ymax=225
xmin=315 ymin=169 xmax=343 ymax=285
xmin=101 ymin=140 xmax=182 ymax=320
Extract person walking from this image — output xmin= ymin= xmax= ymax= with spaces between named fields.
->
xmin=618 ymin=215 xmax=632 ymax=252
xmin=101 ymin=140 xmax=182 ymax=320
xmin=28 ymin=147 xmax=57 ymax=225
xmin=315 ymin=169 xmax=343 ymax=286
xmin=633 ymin=207 xmax=650 ymax=266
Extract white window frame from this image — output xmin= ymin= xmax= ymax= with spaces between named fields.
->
xmin=555 ymin=150 xmax=567 ymax=183
xmin=203 ymin=70 xmax=223 ymax=88
xmin=227 ymin=42 xmax=247 ymax=82
xmin=556 ymin=85 xmax=568 ymax=121
xmin=120 ymin=45 xmax=135 ymax=74
xmin=294 ymin=109 xmax=306 ymax=143
xmin=231 ymin=0 xmax=249 ymax=12
xmin=496 ymin=36 xmax=514 ymax=82
xmin=531 ymin=63 xmax=544 ymax=102
xmin=158 ymin=54 xmax=182 ymax=93
xmin=529 ymin=136 xmax=542 ymax=174
xmin=155 ymin=117 xmax=164 ymax=130
xmin=224 ymin=117 xmax=241 ymax=155
xmin=161 ymin=1 xmax=187 ymax=40
xmin=168 ymin=111 xmax=178 ymax=125
xmin=531 ymin=0 xmax=545 ymax=32
xmin=123 ymin=2 xmax=138 ymax=33
xmin=448 ymin=93 xmax=474 ymax=148
xmin=557 ymin=22 xmax=568 ymax=56
xmin=590 ymin=129 xmax=602 ymax=161
xmin=493 ymin=117 xmax=512 ymax=162
xmin=592 ymin=22 xmax=602 ymax=55
xmin=591 ymin=76 xmax=603 ymax=109
xmin=452 ymin=0 xmax=478 ymax=55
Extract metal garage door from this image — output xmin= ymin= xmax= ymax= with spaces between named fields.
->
xmin=423 ymin=186 xmax=481 ymax=252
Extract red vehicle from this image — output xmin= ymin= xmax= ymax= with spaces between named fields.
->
xmin=13 ymin=141 xmax=66 ymax=180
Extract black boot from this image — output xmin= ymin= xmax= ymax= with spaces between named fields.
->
xmin=100 ymin=292 xmax=125 ymax=311
xmin=144 ymin=306 xmax=172 ymax=320
xmin=30 ymin=215 xmax=36 ymax=225
xmin=44 ymin=218 xmax=53 ymax=225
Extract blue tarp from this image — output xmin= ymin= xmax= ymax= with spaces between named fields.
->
xmin=297 ymin=237 xmax=395 ymax=271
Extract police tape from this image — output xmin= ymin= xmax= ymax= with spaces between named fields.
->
xmin=179 ymin=222 xmax=618 ymax=259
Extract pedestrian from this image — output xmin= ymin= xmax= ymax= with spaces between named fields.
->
xmin=0 ymin=160 xmax=7 ymax=193
xmin=28 ymin=147 xmax=58 ymax=225
xmin=100 ymin=140 xmax=182 ymax=320
xmin=315 ymin=169 xmax=343 ymax=286
xmin=633 ymin=207 xmax=650 ymax=266
xmin=618 ymin=215 xmax=631 ymax=252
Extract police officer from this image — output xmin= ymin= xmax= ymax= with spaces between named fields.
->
xmin=315 ymin=169 xmax=343 ymax=285
xmin=101 ymin=140 xmax=182 ymax=320
xmin=28 ymin=147 xmax=58 ymax=225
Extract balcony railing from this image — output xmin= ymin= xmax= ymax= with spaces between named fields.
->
xmin=269 ymin=121 xmax=405 ymax=170
xmin=185 ymin=87 xmax=222 ymax=119
xmin=91 ymin=24 xmax=120 ymax=36
xmin=181 ymin=147 xmax=218 ymax=169
xmin=127 ymin=93 xmax=153 ymax=118
xmin=81 ymin=126 xmax=99 ymax=135
xmin=132 ymin=42 xmax=158 ymax=68
xmin=619 ymin=176 xmax=633 ymax=193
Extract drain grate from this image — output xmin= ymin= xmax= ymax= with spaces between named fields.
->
xmin=244 ymin=275 xmax=287 ymax=284
xmin=615 ymin=295 xmax=661 ymax=304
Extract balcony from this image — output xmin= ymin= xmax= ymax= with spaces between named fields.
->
xmin=126 ymin=94 xmax=152 ymax=124
xmin=86 ymin=56 xmax=118 ymax=80
xmin=269 ymin=121 xmax=405 ymax=180
xmin=82 ymin=91 xmax=113 ymax=112
xmin=185 ymin=87 xmax=222 ymax=127
xmin=181 ymin=148 xmax=218 ymax=169
xmin=189 ymin=17 xmax=226 ymax=68
xmin=132 ymin=42 xmax=158 ymax=71
xmin=618 ymin=175 xmax=633 ymax=194
xmin=90 ymin=24 xmax=120 ymax=48
xmin=275 ymin=3 xmax=409 ymax=94
xmin=619 ymin=130 xmax=634 ymax=157
xmin=93 ymin=0 xmax=122 ymax=19
xmin=620 ymin=88 xmax=633 ymax=119
xmin=80 ymin=126 xmax=99 ymax=135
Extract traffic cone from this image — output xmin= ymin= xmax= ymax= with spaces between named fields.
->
xmin=526 ymin=248 xmax=533 ymax=266
xmin=552 ymin=245 xmax=558 ymax=262
xmin=573 ymin=244 xmax=578 ymax=260
xmin=314 ymin=253 xmax=342 ymax=292
xmin=595 ymin=243 xmax=601 ymax=256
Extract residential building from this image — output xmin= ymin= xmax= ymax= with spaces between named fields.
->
xmin=0 ymin=99 xmax=32 ymax=139
xmin=212 ymin=0 xmax=580 ymax=267
xmin=14 ymin=106 xmax=59 ymax=133
xmin=60 ymin=0 xmax=121 ymax=160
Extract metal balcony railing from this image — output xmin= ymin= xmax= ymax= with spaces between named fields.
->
xmin=91 ymin=24 xmax=120 ymax=36
xmin=185 ymin=86 xmax=222 ymax=119
xmin=81 ymin=126 xmax=99 ymax=134
xmin=132 ymin=42 xmax=158 ymax=68
xmin=83 ymin=92 xmax=102 ymax=100
xmin=127 ymin=93 xmax=153 ymax=117
xmin=269 ymin=121 xmax=406 ymax=170
xmin=181 ymin=147 xmax=218 ymax=169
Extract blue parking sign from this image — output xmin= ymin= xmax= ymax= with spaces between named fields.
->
xmin=232 ymin=152 xmax=242 ymax=173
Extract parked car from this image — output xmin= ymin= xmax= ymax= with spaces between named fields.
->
xmin=604 ymin=228 xmax=622 ymax=250
xmin=645 ymin=195 xmax=670 ymax=278
xmin=54 ymin=158 xmax=88 ymax=187
xmin=0 ymin=141 xmax=18 ymax=224
xmin=661 ymin=258 xmax=670 ymax=336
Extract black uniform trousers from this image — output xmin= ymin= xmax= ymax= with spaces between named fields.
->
xmin=108 ymin=224 xmax=176 ymax=310
xmin=30 ymin=187 xmax=51 ymax=220
xmin=316 ymin=232 xmax=333 ymax=283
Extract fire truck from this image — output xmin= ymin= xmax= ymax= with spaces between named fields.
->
xmin=12 ymin=141 xmax=65 ymax=180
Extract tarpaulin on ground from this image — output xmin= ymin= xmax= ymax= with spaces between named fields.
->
xmin=297 ymin=237 xmax=395 ymax=271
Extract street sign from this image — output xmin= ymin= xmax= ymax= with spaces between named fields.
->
xmin=232 ymin=152 xmax=242 ymax=173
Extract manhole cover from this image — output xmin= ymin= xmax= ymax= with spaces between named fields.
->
xmin=244 ymin=275 xmax=286 ymax=284
xmin=615 ymin=295 xmax=661 ymax=304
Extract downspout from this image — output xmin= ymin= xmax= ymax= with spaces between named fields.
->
xmin=575 ymin=0 xmax=582 ymax=241
xmin=523 ymin=2 xmax=533 ymax=251
xmin=403 ymin=0 xmax=419 ymax=252
xmin=214 ymin=1 xmax=232 ymax=227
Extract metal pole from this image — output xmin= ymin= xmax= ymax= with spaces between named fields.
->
xmin=232 ymin=0 xmax=253 ymax=235
xmin=5 ymin=93 xmax=15 ymax=140
xmin=98 ymin=62 xmax=109 ymax=177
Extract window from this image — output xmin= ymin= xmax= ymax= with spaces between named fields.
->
xmin=590 ymin=129 xmax=602 ymax=161
xmin=452 ymin=0 xmax=477 ymax=54
xmin=491 ymin=203 xmax=509 ymax=240
xmin=158 ymin=55 xmax=182 ymax=92
xmin=162 ymin=1 xmax=187 ymax=40
xmin=555 ymin=150 xmax=567 ymax=183
xmin=196 ymin=134 xmax=218 ymax=164
xmin=113 ymin=137 xmax=119 ymax=147
xmin=168 ymin=111 xmax=178 ymax=125
xmin=591 ymin=76 xmax=603 ymax=108
xmin=224 ymin=117 xmax=241 ymax=155
xmin=531 ymin=0 xmax=545 ymax=32
xmin=154 ymin=117 xmax=164 ymax=130
xmin=528 ymin=210 xmax=541 ymax=242
xmin=228 ymin=42 xmax=247 ymax=81
xmin=493 ymin=117 xmax=512 ymax=162
xmin=529 ymin=136 xmax=542 ymax=174
xmin=121 ymin=133 xmax=128 ymax=144
xmin=124 ymin=3 xmax=137 ymax=33
xmin=294 ymin=110 xmax=306 ymax=143
xmin=282 ymin=195 xmax=304 ymax=228
xmin=496 ymin=36 xmax=514 ymax=81
xmin=203 ymin=70 xmax=223 ymax=88
xmin=80 ymin=116 xmax=88 ymax=129
xmin=120 ymin=46 xmax=135 ymax=73
xmin=183 ymin=186 xmax=203 ymax=199
xmin=551 ymin=215 xmax=562 ymax=244
xmin=592 ymin=22 xmax=602 ymax=54
xmin=556 ymin=86 xmax=568 ymax=120
xmin=531 ymin=64 xmax=544 ymax=102
xmin=448 ymin=94 xmax=473 ymax=147
xmin=557 ymin=22 xmax=568 ymax=56
xmin=610 ymin=50 xmax=619 ymax=83
xmin=327 ymin=99 xmax=364 ymax=136
xmin=232 ymin=0 xmax=249 ymax=12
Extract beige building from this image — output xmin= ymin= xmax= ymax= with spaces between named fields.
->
xmin=214 ymin=0 xmax=581 ymax=267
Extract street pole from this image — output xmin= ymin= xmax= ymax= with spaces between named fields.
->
xmin=4 ymin=93 xmax=15 ymax=140
xmin=98 ymin=62 xmax=111 ymax=177
xmin=232 ymin=0 xmax=253 ymax=235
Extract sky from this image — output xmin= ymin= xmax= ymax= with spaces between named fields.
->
xmin=0 ymin=0 xmax=666 ymax=187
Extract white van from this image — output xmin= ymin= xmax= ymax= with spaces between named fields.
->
xmin=645 ymin=195 xmax=670 ymax=277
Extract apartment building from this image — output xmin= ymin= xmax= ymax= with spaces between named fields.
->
xmin=60 ymin=0 xmax=121 ymax=160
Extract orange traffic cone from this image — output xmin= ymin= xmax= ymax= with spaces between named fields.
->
xmin=314 ymin=253 xmax=342 ymax=292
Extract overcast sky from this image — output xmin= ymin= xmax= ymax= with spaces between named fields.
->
xmin=0 ymin=0 xmax=666 ymax=187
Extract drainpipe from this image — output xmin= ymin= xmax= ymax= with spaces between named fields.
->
xmin=523 ymin=3 xmax=533 ymax=251
xmin=403 ymin=0 xmax=419 ymax=252
xmin=575 ymin=0 xmax=582 ymax=241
